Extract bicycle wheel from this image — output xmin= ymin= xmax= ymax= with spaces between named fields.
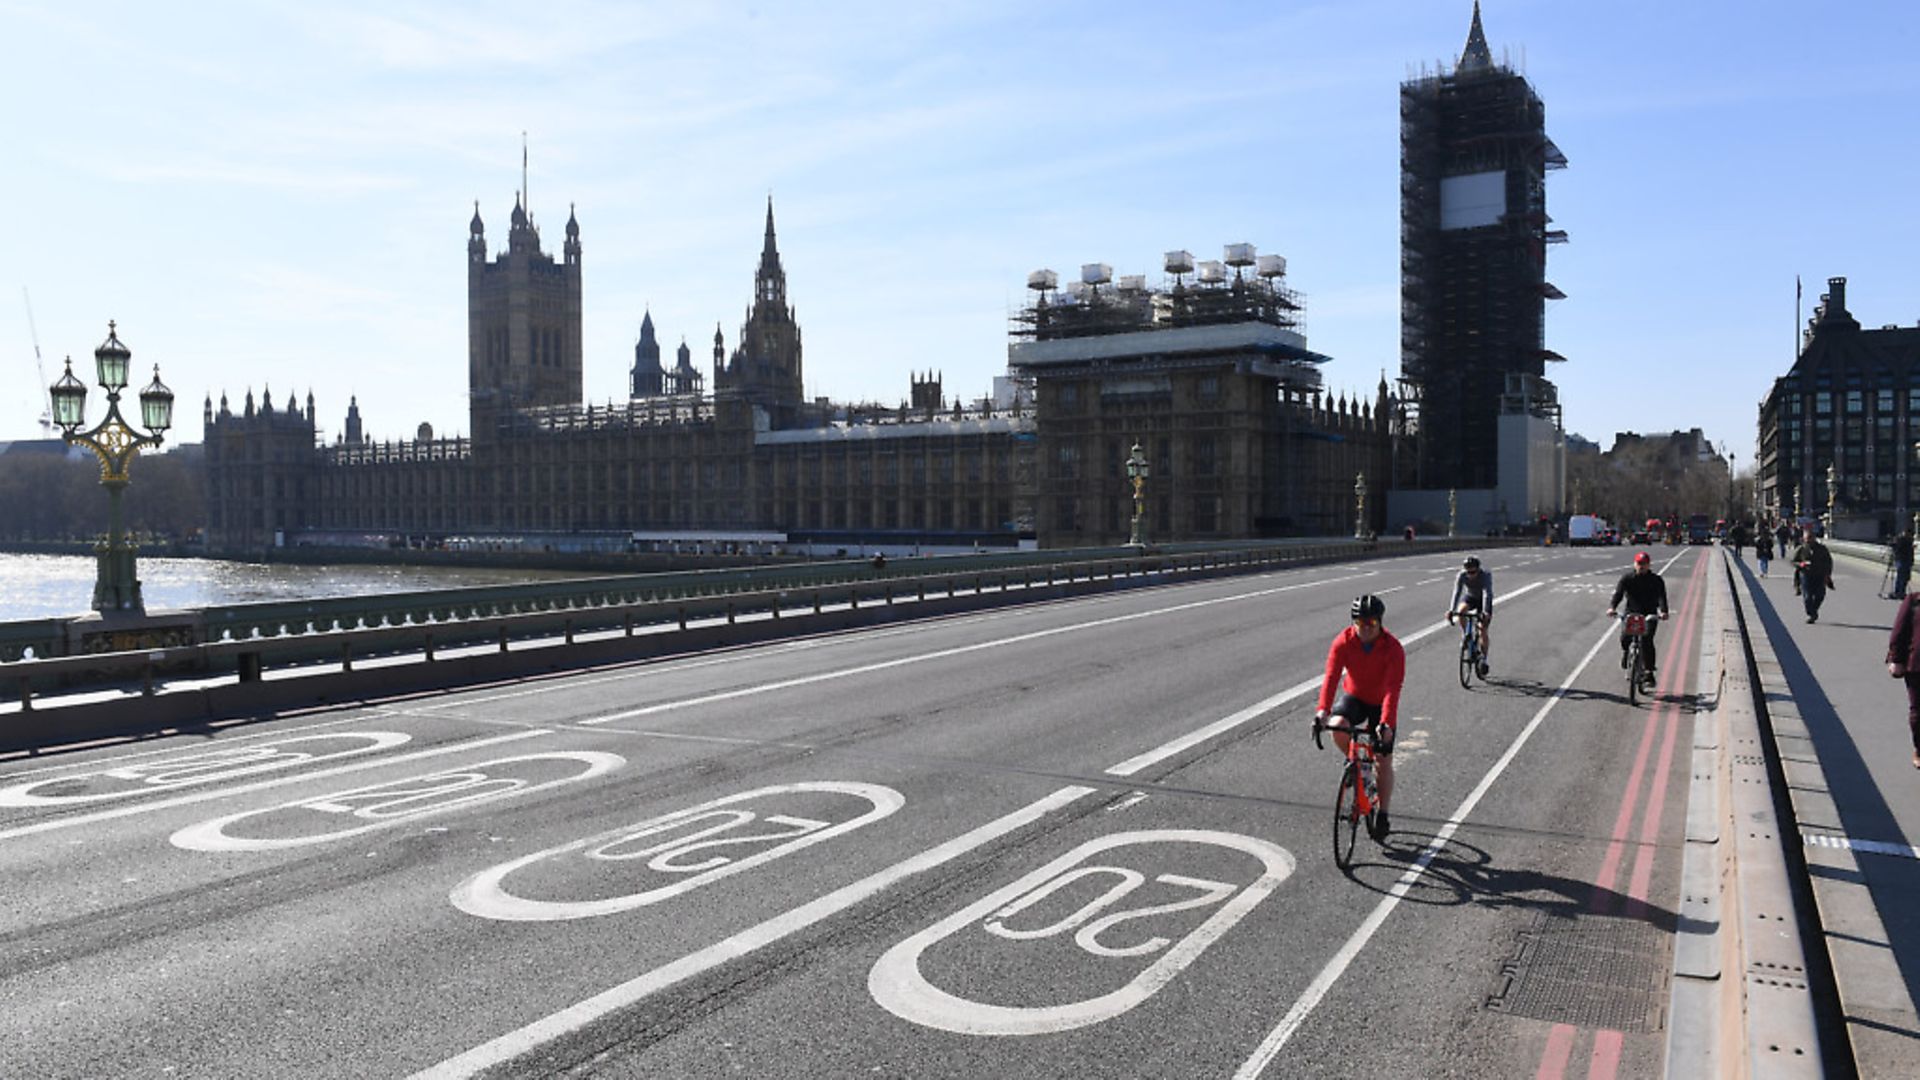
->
xmin=1333 ymin=762 xmax=1362 ymax=869
xmin=1627 ymin=642 xmax=1642 ymax=707
xmin=1458 ymin=634 xmax=1474 ymax=689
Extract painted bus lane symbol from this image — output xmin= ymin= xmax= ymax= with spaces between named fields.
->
xmin=169 ymin=751 xmax=623 ymax=852
xmin=0 ymin=732 xmax=414 ymax=808
xmin=869 ymin=829 xmax=1294 ymax=1036
xmin=451 ymin=781 xmax=904 ymax=921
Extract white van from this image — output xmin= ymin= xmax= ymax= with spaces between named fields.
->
xmin=1567 ymin=514 xmax=1607 ymax=546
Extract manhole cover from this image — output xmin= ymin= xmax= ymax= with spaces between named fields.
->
xmin=1485 ymin=914 xmax=1667 ymax=1032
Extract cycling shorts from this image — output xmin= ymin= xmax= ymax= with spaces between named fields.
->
xmin=1327 ymin=693 xmax=1393 ymax=754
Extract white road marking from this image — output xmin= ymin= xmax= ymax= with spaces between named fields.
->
xmin=1233 ymin=617 xmax=1618 ymax=1078
xmin=170 ymin=751 xmax=623 ymax=852
xmin=410 ymin=785 xmax=1099 ymax=1080
xmin=0 ymin=732 xmax=413 ymax=807
xmin=1104 ymin=581 xmax=1543 ymax=777
xmin=451 ymin=782 xmax=904 ymax=921
xmin=0 ymin=729 xmax=549 ymax=843
xmin=868 ymin=830 xmax=1294 ymax=1035
xmin=401 ymin=564 xmax=1313 ymax=716
xmin=1803 ymin=833 xmax=1920 ymax=861
xmin=0 ymin=708 xmax=408 ymax=781
xmin=579 ymin=572 xmax=1380 ymax=726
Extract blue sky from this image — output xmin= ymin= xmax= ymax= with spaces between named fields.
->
xmin=4 ymin=1 xmax=1916 ymax=475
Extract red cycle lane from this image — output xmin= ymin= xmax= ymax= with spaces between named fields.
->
xmin=1536 ymin=547 xmax=1709 ymax=1080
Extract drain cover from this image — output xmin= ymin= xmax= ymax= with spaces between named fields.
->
xmin=1485 ymin=914 xmax=1667 ymax=1032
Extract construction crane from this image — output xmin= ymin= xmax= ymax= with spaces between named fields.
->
xmin=22 ymin=287 xmax=53 ymax=437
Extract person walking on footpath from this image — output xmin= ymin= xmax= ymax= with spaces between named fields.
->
xmin=1891 ymin=528 xmax=1914 ymax=600
xmin=1756 ymin=528 xmax=1773 ymax=576
xmin=1886 ymin=593 xmax=1920 ymax=769
xmin=1793 ymin=528 xmax=1835 ymax=623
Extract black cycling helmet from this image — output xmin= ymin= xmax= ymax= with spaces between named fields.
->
xmin=1350 ymin=594 xmax=1386 ymax=621
xmin=1463 ymin=556 xmax=1481 ymax=570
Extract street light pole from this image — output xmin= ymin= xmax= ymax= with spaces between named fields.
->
xmin=48 ymin=322 xmax=174 ymax=614
xmin=1824 ymin=460 xmax=1837 ymax=537
xmin=1125 ymin=440 xmax=1150 ymax=546
xmin=1353 ymin=472 xmax=1367 ymax=540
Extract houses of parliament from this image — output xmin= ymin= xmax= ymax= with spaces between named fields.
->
xmin=202 ymin=186 xmax=1392 ymax=556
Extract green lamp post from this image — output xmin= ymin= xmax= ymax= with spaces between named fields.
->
xmin=49 ymin=322 xmax=175 ymax=614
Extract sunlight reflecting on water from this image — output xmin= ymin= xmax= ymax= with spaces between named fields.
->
xmin=0 ymin=554 xmax=593 ymax=621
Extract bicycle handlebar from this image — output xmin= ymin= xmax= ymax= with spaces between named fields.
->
xmin=1312 ymin=716 xmax=1378 ymax=752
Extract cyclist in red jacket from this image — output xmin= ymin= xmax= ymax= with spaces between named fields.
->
xmin=1314 ymin=594 xmax=1408 ymax=838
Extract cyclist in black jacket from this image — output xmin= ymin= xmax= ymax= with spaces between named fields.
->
xmin=1607 ymin=552 xmax=1672 ymax=677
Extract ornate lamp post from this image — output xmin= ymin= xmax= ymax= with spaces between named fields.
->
xmin=1824 ymin=460 xmax=1837 ymax=536
xmin=1353 ymin=472 xmax=1367 ymax=540
xmin=48 ymin=322 xmax=174 ymax=614
xmin=1125 ymin=440 xmax=1150 ymax=546
xmin=1447 ymin=487 xmax=1458 ymax=538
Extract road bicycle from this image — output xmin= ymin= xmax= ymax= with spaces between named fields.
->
xmin=1314 ymin=717 xmax=1382 ymax=868
xmin=1454 ymin=610 xmax=1484 ymax=688
xmin=1620 ymin=612 xmax=1660 ymax=706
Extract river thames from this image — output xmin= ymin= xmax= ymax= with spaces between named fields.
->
xmin=0 ymin=553 xmax=592 ymax=622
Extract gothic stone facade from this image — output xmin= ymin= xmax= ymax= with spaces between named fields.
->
xmin=206 ymin=196 xmax=1392 ymax=554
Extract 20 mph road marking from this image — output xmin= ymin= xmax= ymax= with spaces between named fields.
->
xmin=410 ymin=785 xmax=1100 ymax=1079
xmin=451 ymin=782 xmax=904 ymax=921
xmin=0 ymin=729 xmax=550 ymax=844
xmin=869 ymin=830 xmax=1293 ymax=1035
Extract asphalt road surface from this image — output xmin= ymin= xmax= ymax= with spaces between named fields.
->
xmin=0 ymin=545 xmax=1714 ymax=1079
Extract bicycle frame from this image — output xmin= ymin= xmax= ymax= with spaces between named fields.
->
xmin=1456 ymin=610 xmax=1482 ymax=688
xmin=1315 ymin=718 xmax=1381 ymax=867
xmin=1621 ymin=613 xmax=1659 ymax=705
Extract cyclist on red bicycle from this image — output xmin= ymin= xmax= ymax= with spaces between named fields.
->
xmin=1607 ymin=551 xmax=1671 ymax=678
xmin=1313 ymin=594 xmax=1407 ymax=839
xmin=1447 ymin=555 xmax=1494 ymax=677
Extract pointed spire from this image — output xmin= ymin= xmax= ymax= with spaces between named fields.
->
xmin=1459 ymin=1 xmax=1494 ymax=74
xmin=566 ymin=201 xmax=579 ymax=237
xmin=640 ymin=307 xmax=655 ymax=336
xmin=763 ymin=194 xmax=778 ymax=258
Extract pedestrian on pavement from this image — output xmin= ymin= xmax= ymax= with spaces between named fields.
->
xmin=1885 ymin=593 xmax=1920 ymax=769
xmin=1793 ymin=528 xmax=1835 ymax=623
xmin=1756 ymin=530 xmax=1773 ymax=576
xmin=1891 ymin=529 xmax=1914 ymax=600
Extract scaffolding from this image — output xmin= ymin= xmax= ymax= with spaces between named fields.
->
xmin=1398 ymin=21 xmax=1565 ymax=493
xmin=1011 ymin=247 xmax=1303 ymax=344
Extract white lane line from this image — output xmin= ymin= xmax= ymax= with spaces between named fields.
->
xmin=0 ymin=707 xmax=410 ymax=781
xmin=1804 ymin=833 xmax=1920 ymax=861
xmin=404 ymin=565 xmax=1298 ymax=715
xmin=410 ymin=784 xmax=1099 ymax=1080
xmin=0 ymin=729 xmax=549 ymax=843
xmin=1233 ymin=616 xmax=1618 ymax=1079
xmin=578 ymin=572 xmax=1380 ymax=726
xmin=1104 ymin=581 xmax=1544 ymax=778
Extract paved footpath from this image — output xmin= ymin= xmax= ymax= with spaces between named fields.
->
xmin=1730 ymin=543 xmax=1920 ymax=1076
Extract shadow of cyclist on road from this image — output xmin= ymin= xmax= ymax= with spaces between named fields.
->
xmin=1333 ymin=831 xmax=1681 ymax=932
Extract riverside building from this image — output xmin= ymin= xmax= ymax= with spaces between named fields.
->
xmin=1758 ymin=277 xmax=1920 ymax=539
